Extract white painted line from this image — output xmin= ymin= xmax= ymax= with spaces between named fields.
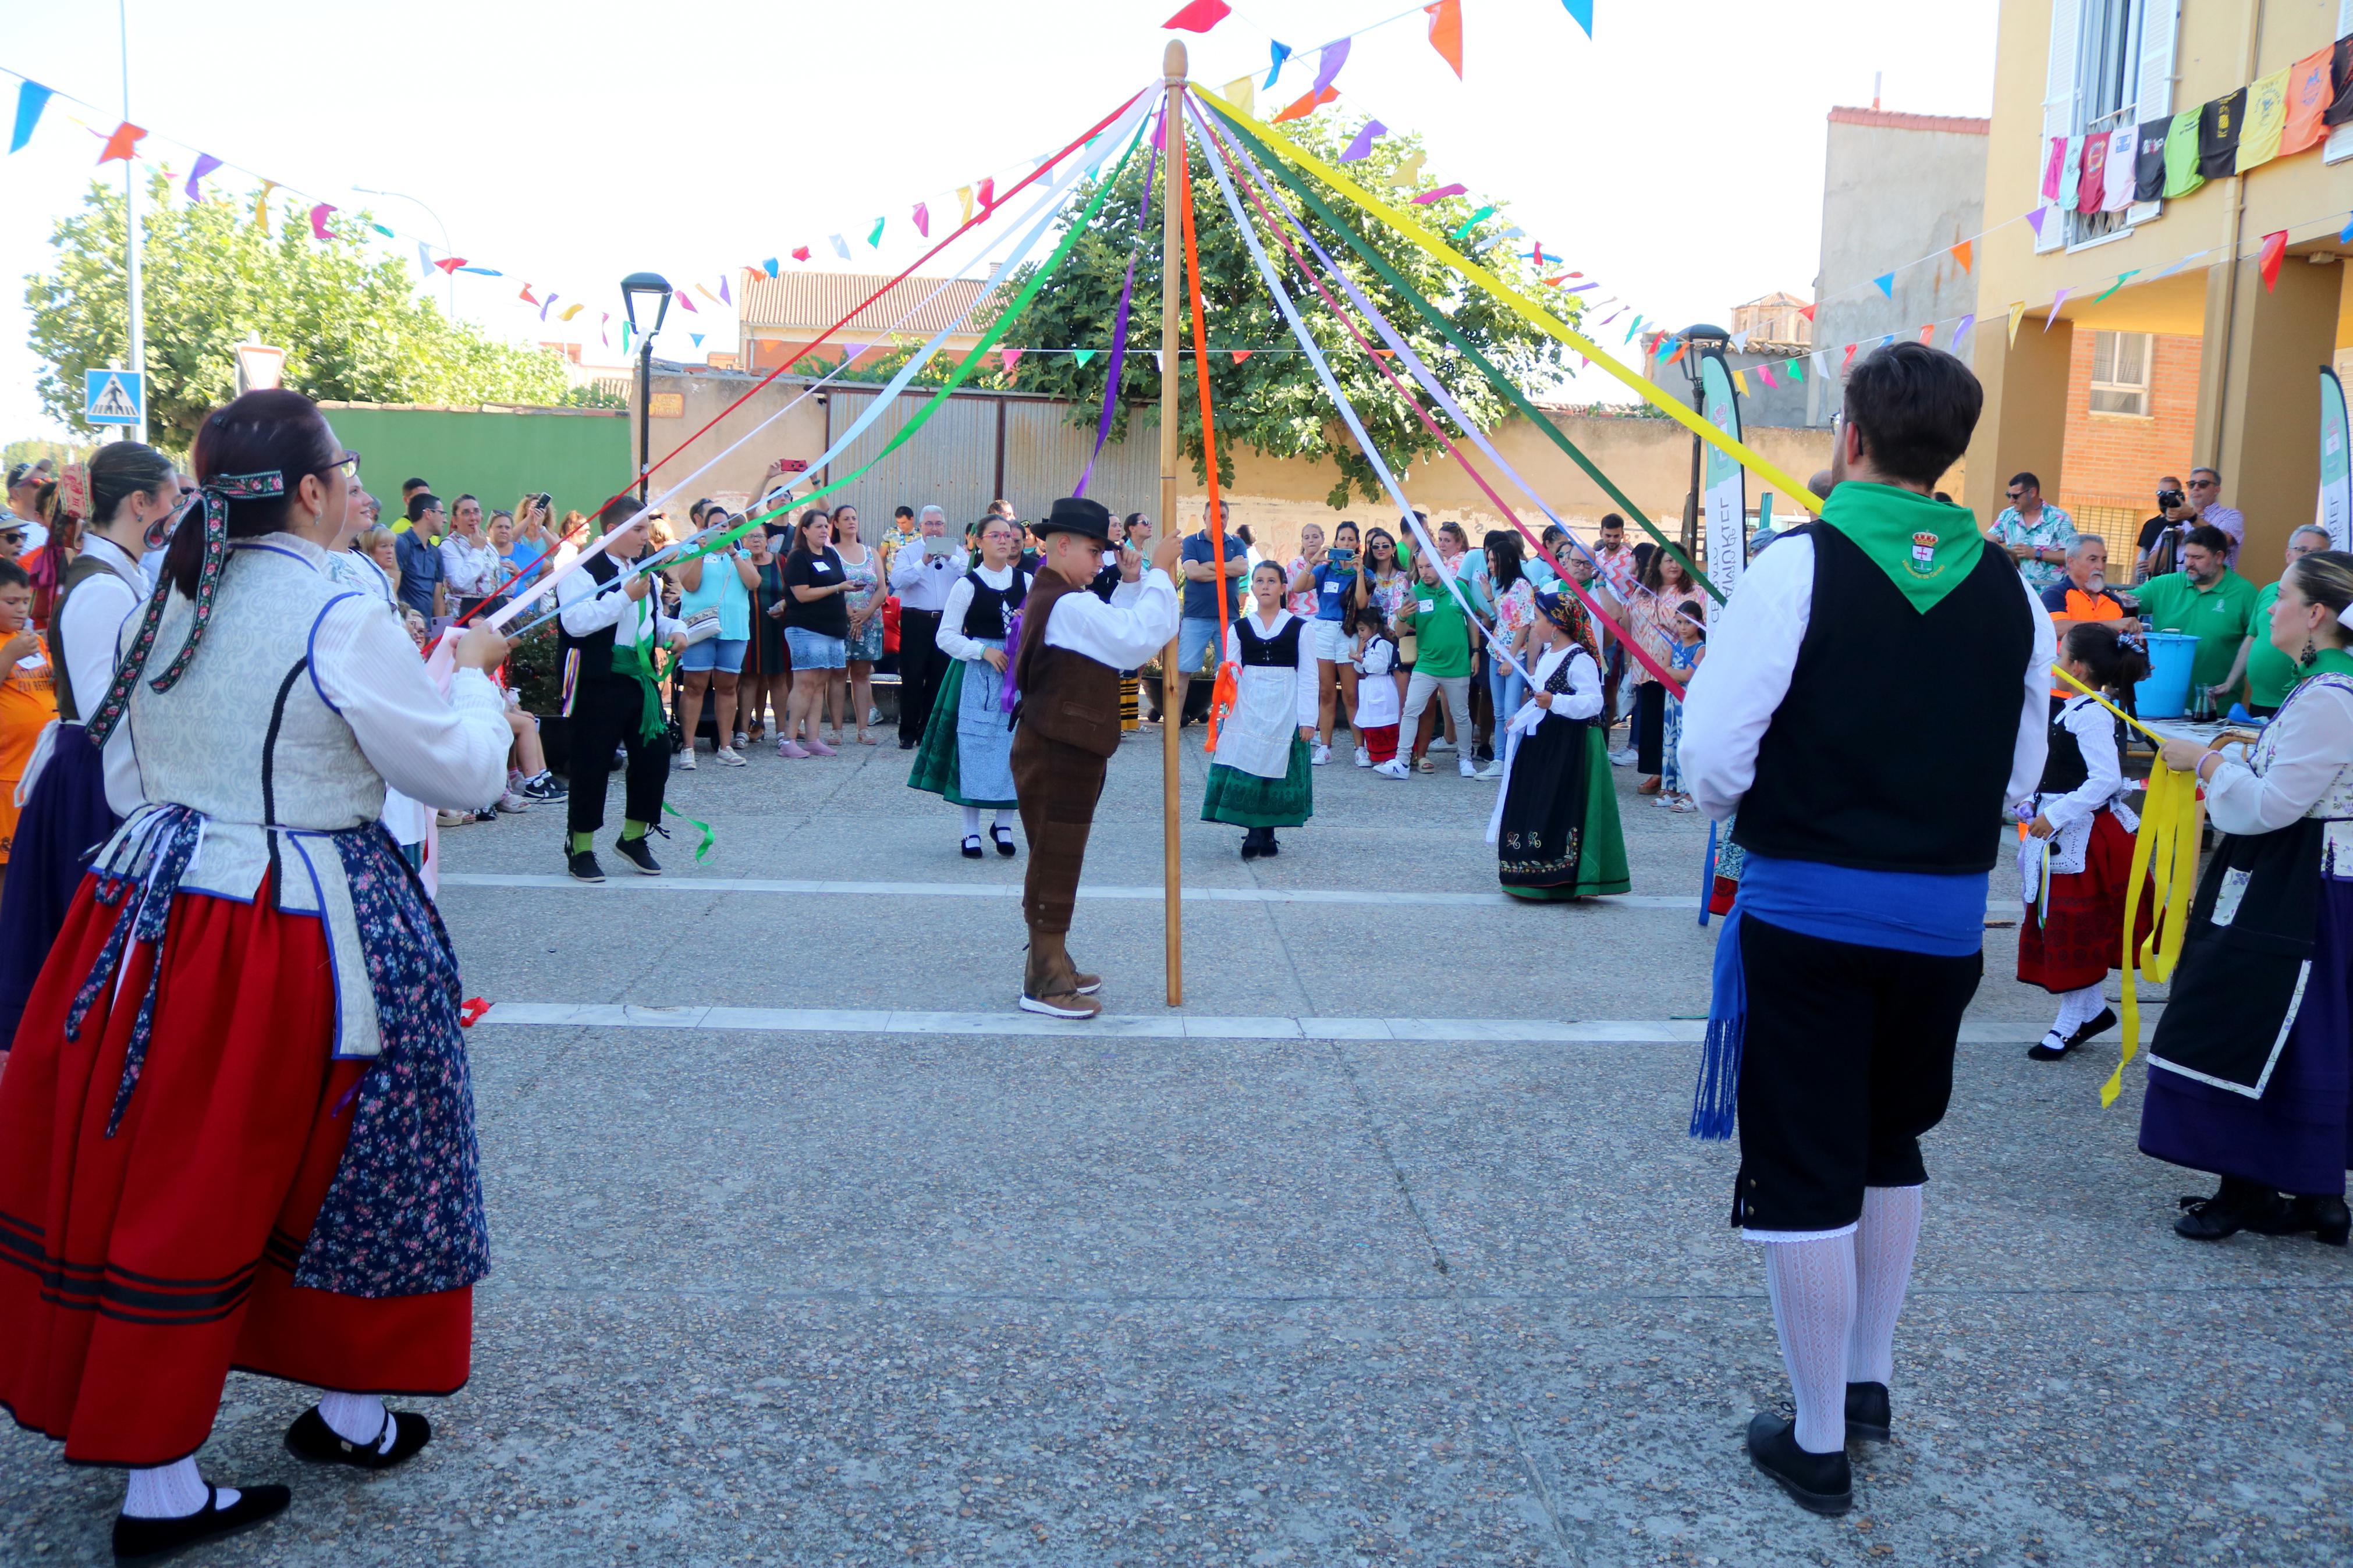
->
xmin=441 ymin=872 xmax=1705 ymax=911
xmin=475 ymin=1002 xmax=2146 ymax=1046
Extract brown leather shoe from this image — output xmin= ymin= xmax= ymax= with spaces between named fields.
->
xmin=1022 ymin=934 xmax=1103 ymax=1017
xmin=1020 ymin=987 xmax=1103 ymax=1019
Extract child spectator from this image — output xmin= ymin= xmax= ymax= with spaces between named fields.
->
xmin=1350 ymin=599 xmax=1401 ymax=767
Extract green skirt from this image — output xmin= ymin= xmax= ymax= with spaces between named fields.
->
xmin=1499 ymin=723 xmax=1630 ymax=900
xmin=1201 ymin=737 xmax=1313 ymax=828
xmin=906 ymin=660 xmax=1017 ymax=809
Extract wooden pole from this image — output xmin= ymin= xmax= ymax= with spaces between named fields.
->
xmin=1160 ymin=40 xmax=1187 ymax=1008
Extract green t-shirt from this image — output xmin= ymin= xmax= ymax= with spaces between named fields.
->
xmin=2244 ymin=581 xmax=2300 ymax=710
xmin=1407 ymin=582 xmax=1472 ymax=677
xmin=2135 ymin=568 xmax=2257 ymax=690
xmin=2163 ymin=106 xmax=2205 ymax=198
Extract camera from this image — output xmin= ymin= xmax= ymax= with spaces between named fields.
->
xmin=2156 ymin=488 xmax=2184 ymax=507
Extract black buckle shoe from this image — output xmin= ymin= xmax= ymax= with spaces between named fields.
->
xmin=285 ymin=1405 xmax=434 ymax=1470
xmin=113 ymin=1485 xmax=292 ymax=1561
xmin=961 ymin=834 xmax=985 ymax=859
xmin=2026 ymin=1030 xmax=2072 ymax=1061
xmin=566 ymin=850 xmax=606 ymax=884
xmin=1844 ymin=1382 xmax=1891 ymax=1443
xmin=2068 ymin=1005 xmax=2118 ymax=1047
xmin=992 ymin=823 xmax=1018 ymax=858
xmin=1745 ymin=1413 xmax=1852 ymax=1516
xmin=2249 ymin=1193 xmax=2352 ymax=1246
xmin=614 ymin=835 xmax=662 ymax=876
xmin=2175 ymin=1179 xmax=2283 ymax=1241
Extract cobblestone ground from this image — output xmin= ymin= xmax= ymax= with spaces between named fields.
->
xmin=5 ymin=722 xmax=2348 ymax=1566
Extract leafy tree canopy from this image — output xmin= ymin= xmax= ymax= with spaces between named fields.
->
xmin=1002 ymin=113 xmax=1580 ymax=508
xmin=27 ymin=170 xmax=590 ymax=451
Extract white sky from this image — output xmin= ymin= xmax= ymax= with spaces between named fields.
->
xmin=0 ymin=0 xmax=1999 ymax=440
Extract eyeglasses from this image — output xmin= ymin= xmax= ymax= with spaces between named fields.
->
xmin=2005 ymin=489 xmax=2026 ymax=500
xmin=326 ymin=450 xmax=361 ymax=477
xmin=2187 ymin=477 xmax=2217 ymax=488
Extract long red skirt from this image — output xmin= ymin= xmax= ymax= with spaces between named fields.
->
xmin=2017 ymin=809 xmax=2157 ymax=994
xmin=0 ymin=873 xmax=471 ymax=1467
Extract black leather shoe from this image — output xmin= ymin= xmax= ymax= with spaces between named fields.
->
xmin=2068 ymin=1005 xmax=2118 ymax=1047
xmin=992 ymin=824 xmax=1018 ymax=858
xmin=1745 ymin=1413 xmax=1852 ymax=1516
xmin=899 ymin=738 xmax=916 ymax=750
xmin=961 ymin=834 xmax=985 ymax=859
xmin=613 ymin=835 xmax=661 ymax=876
xmin=286 ymin=1405 xmax=434 ymax=1470
xmin=1844 ymin=1382 xmax=1891 ymax=1443
xmin=1240 ymin=834 xmax=1261 ymax=860
xmin=113 ymin=1485 xmax=291 ymax=1561
xmin=2026 ymin=1030 xmax=2072 ymax=1061
xmin=2175 ymin=1178 xmax=2282 ymax=1241
xmin=1262 ymin=834 xmax=1280 ymax=857
xmin=566 ymin=850 xmax=605 ymax=884
xmin=2251 ymin=1193 xmax=2352 ymax=1246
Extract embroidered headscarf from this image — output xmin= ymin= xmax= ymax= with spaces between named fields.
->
xmin=1535 ymin=586 xmax=1597 ymax=656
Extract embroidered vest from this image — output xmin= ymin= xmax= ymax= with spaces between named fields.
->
xmin=48 ymin=550 xmax=144 ymax=724
xmin=962 ymin=567 xmax=1031 ymax=641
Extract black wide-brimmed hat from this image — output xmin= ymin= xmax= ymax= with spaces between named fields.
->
xmin=1034 ymin=495 xmax=1113 ymax=542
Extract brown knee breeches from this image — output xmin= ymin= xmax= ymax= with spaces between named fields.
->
xmin=1012 ymin=727 xmax=1108 ymax=936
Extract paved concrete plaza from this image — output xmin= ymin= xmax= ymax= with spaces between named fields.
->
xmin=5 ymin=723 xmax=2350 ymax=1565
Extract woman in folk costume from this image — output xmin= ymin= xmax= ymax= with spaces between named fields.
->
xmin=908 ymin=513 xmax=1031 ymax=858
xmin=1202 ymin=561 xmax=1318 ymax=858
xmin=2142 ymin=550 xmax=2353 ymax=1246
xmin=1486 ymin=586 xmax=1630 ymax=900
xmin=0 ymin=445 xmax=172 ymax=1053
xmin=2015 ymin=621 xmax=2153 ymax=1061
xmin=0 ymin=390 xmax=514 ymax=1560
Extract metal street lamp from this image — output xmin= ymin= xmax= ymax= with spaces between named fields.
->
xmin=621 ymin=273 xmax=672 ymax=502
xmin=1676 ymin=323 xmax=1730 ymax=560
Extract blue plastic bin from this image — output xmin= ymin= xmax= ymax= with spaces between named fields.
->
xmin=2133 ymin=631 xmax=2199 ymax=719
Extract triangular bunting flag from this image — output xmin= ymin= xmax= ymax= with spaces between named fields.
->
xmin=1449 ymin=205 xmax=1498 ymax=240
xmin=1221 ymin=78 xmax=1256 ymax=120
xmin=1562 ymin=0 xmax=1593 ymax=39
xmin=1340 ymin=120 xmax=1387 ymax=163
xmin=1311 ymin=40 xmax=1351 ymax=97
xmin=1162 ymin=0 xmax=1231 ymax=33
xmin=1918 ymin=324 xmax=1935 ymax=344
xmin=957 ymin=187 xmax=974 ymax=223
xmin=977 ymin=177 xmax=995 ymax=209
xmin=1730 ymin=330 xmax=1751 ymax=351
xmin=1756 ymin=362 xmax=1778 ymax=387
xmin=830 ymin=234 xmax=850 ymax=259
xmin=253 ymin=180 xmax=277 ymax=232
xmin=601 ymin=312 xmax=611 ymax=347
xmin=719 ymin=276 xmax=732 ymax=305
xmin=1386 ymin=151 xmax=1426 ymax=189
xmin=1733 ymin=369 xmax=1749 ymax=396
xmin=97 ymin=121 xmax=145 ymax=163
xmin=1871 ymin=272 xmax=1894 ymax=298
xmin=1073 ymin=349 xmax=1098 ymax=367
xmin=913 ymin=202 xmax=929 ymax=238
xmin=1231 ymin=349 xmax=1253 ymax=364
xmin=416 ymin=242 xmax=434 ymax=279
xmin=843 ymin=344 xmax=868 ymax=362
xmin=1787 ymin=355 xmax=1805 ymax=381
xmin=1410 ymin=182 xmax=1467 ymax=205
xmin=1842 ymin=343 xmax=1859 ymax=370
xmin=184 ymin=152 xmax=222 ymax=199
xmin=762 ymin=258 xmax=779 ymax=278
xmin=2258 ymin=230 xmax=2288 ymax=291
xmin=433 ymin=256 xmax=466 ymax=275
xmin=2025 ymin=207 xmax=2047 ymax=240
xmin=2341 ymin=213 xmax=2353 ymax=244
xmin=691 ymin=333 xmax=705 ymax=347
xmin=792 ymin=246 xmax=811 ymax=262
xmin=541 ymin=294 xmax=560 ymax=322
xmin=2007 ymin=301 xmax=2027 ymax=346
xmin=2090 ymin=269 xmax=2139 ymax=304
xmin=1273 ymin=84 xmax=1339 ymax=123
xmin=559 ymin=304 xmax=585 ymax=322
xmin=520 ymin=285 xmax=540 ymax=306
xmin=10 ymin=82 xmax=54 ymax=154
xmin=2043 ymin=286 xmax=2069 ymax=328
xmin=1425 ymin=0 xmax=1464 ymax=77
xmin=1665 ymin=342 xmax=1690 ymax=368
xmin=867 ymin=216 xmax=885 ymax=248
xmin=1265 ymin=42 xmax=1291 ymax=88
xmin=1951 ymin=312 xmax=1976 ymax=351
xmin=1950 ymin=240 xmax=1972 ymax=273
xmin=1798 ymin=303 xmax=1815 ymax=321
xmin=307 ymin=204 xmax=336 ymax=241
xmin=1000 ymin=348 xmax=1024 ymax=375
xmin=675 ymin=290 xmax=700 ymax=313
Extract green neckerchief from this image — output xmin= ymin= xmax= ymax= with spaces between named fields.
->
xmin=1816 ymin=481 xmax=1986 ymax=612
xmin=608 ymin=588 xmax=665 ymax=743
xmin=2296 ymin=646 xmax=2353 ymax=687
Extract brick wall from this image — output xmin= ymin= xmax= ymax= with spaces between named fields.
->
xmin=2054 ymin=330 xmax=2202 ymax=557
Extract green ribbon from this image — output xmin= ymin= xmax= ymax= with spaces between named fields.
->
xmin=662 ymin=801 xmax=716 ymax=862
xmin=1206 ymin=106 xmax=1723 ymax=605
xmin=609 ymin=637 xmax=665 ymax=744
xmin=665 ymin=122 xmax=1151 ymax=574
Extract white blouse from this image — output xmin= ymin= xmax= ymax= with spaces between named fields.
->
xmin=1514 ymin=641 xmax=1603 ymax=727
xmin=54 ymin=534 xmax=148 ymax=817
xmin=1222 ymin=609 xmax=1319 ymax=728
xmin=938 ymin=563 xmax=1028 ymax=662
xmin=2205 ymin=674 xmax=2353 ymax=837
xmin=2033 ymin=694 xmax=2128 ymax=833
xmin=1044 ymin=566 xmax=1181 ymax=670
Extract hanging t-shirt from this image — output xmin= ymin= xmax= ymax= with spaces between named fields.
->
xmin=2237 ymin=68 xmax=2289 ymax=173
xmin=2133 ymin=117 xmax=2172 ymax=202
xmin=2041 ymin=136 xmax=2070 ymax=201
xmin=2198 ymin=88 xmax=2245 ymax=180
xmin=2283 ymin=45 xmax=2334 ymax=157
xmin=2163 ymin=108 xmax=2206 ymax=198
xmin=2077 ymin=133 xmax=2109 ymax=214
xmin=2102 ymin=126 xmax=2139 ymax=210
xmin=2056 ymin=133 xmax=2084 ymax=210
xmin=2328 ymin=37 xmax=2353 ymax=129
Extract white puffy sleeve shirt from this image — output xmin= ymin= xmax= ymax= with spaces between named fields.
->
xmin=2036 ymin=695 xmax=2127 ymax=831
xmin=1224 ymin=610 xmax=1318 ymax=728
xmin=55 ymin=535 xmax=150 ymax=817
xmin=2203 ymin=678 xmax=2353 ymax=837
xmin=311 ymin=594 xmax=512 ymax=810
xmin=1043 ymin=566 xmax=1181 ymax=670
xmin=1678 ymin=534 xmax=2054 ymax=822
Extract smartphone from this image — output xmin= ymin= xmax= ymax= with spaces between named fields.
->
xmin=1329 ymin=547 xmax=1357 ymax=566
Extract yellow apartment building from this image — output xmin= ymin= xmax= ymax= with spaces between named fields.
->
xmin=1969 ymin=0 xmax=2353 ymax=579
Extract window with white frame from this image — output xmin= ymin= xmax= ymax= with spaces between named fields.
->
xmin=2038 ymin=0 xmax=2178 ymax=253
xmin=2089 ymin=330 xmax=2153 ymax=416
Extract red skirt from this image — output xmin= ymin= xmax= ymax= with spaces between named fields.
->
xmin=0 ymin=873 xmax=470 ymax=1467
xmin=2017 ymin=809 xmax=2157 ymax=994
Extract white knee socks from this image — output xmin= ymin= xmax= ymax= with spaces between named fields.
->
xmin=2052 ymin=982 xmax=2105 ymax=1039
xmin=994 ymin=809 xmax=1012 ymax=831
xmin=318 ymin=1391 xmax=395 ymax=1453
xmin=124 ymin=1457 xmax=234 ymax=1518
xmin=1847 ymin=1185 xmax=1923 ymax=1387
xmin=1761 ymin=1235 xmax=1855 ymax=1455
xmin=961 ymin=806 xmax=981 ymax=836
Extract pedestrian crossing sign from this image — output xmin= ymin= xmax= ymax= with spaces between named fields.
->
xmin=84 ymin=367 xmax=144 ymax=426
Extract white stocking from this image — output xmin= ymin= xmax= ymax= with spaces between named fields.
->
xmin=318 ymin=1390 xmax=395 ymax=1454
xmin=992 ymin=809 xmax=1013 ymax=830
xmin=2053 ymin=982 xmax=2105 ymax=1037
xmin=960 ymin=806 xmax=981 ymax=837
xmin=124 ymin=1457 xmax=236 ymax=1518
xmin=1846 ymin=1184 xmax=1924 ymax=1388
xmin=1761 ymin=1235 xmax=1855 ymax=1455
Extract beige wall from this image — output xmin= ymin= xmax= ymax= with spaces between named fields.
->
xmin=640 ymin=370 xmax=828 ymax=518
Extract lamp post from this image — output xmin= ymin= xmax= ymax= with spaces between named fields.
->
xmin=621 ymin=272 xmax=673 ymax=503
xmin=118 ymin=0 xmax=144 ymax=443
xmin=353 ymin=185 xmax=456 ymax=318
xmin=1676 ymin=322 xmax=1730 ymax=562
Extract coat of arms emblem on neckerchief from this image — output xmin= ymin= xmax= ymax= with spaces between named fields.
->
xmin=1908 ymin=529 xmax=1940 ymax=576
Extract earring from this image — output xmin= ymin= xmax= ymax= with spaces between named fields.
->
xmin=2299 ymin=631 xmax=2320 ymax=670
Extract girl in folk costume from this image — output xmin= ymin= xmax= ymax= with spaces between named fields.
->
xmin=909 ymin=514 xmax=1031 ymax=858
xmin=0 ymin=558 xmax=58 ymax=903
xmin=1487 ymin=588 xmax=1630 ymax=900
xmin=1202 ymin=561 xmax=1318 ymax=859
xmin=2015 ymin=621 xmax=2154 ymax=1061
xmin=0 ymin=444 xmax=172 ymax=1053
xmin=0 ymin=391 xmax=514 ymax=1560
xmin=2143 ymin=551 xmax=2353 ymax=1246
xmin=1349 ymin=595 xmax=1401 ymax=768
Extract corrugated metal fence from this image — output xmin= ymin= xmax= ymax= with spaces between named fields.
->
xmin=819 ymin=386 xmax=1159 ymax=541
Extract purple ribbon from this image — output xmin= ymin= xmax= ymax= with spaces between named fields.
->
xmin=999 ymin=610 xmax=1024 ymax=713
xmin=1074 ymin=112 xmax=1160 ymax=497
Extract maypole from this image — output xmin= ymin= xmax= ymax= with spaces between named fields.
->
xmin=1159 ymin=39 xmax=1187 ymax=1008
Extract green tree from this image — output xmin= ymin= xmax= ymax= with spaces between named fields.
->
xmin=1003 ymin=114 xmax=1578 ymax=508
xmin=26 ymin=170 xmax=579 ymax=450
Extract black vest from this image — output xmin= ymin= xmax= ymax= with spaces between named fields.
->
xmin=1237 ymin=614 xmax=1304 ymax=666
xmin=47 ymin=552 xmax=139 ymax=724
xmin=556 ymin=550 xmax=627 ymax=682
xmin=1733 ymin=523 xmax=2035 ymax=874
xmin=2038 ymin=697 xmax=2092 ymax=796
xmin=962 ymin=567 xmax=1030 ymax=640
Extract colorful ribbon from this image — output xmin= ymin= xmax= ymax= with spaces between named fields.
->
xmin=2106 ymin=758 xmax=2201 ymax=1110
xmin=1076 ymin=111 xmax=1160 ymax=497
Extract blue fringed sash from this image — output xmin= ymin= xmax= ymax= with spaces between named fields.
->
xmin=1691 ymin=904 xmax=1747 ymax=1140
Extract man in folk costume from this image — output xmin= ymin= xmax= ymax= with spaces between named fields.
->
xmin=556 ymin=497 xmax=683 ymax=884
xmin=1010 ymin=497 xmax=1180 ymax=1018
xmin=1680 ymin=343 xmax=2053 ymax=1516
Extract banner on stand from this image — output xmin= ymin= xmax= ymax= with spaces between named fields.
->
xmin=1698 ymin=347 xmax=1745 ymax=596
xmin=2320 ymin=366 xmax=2351 ymax=551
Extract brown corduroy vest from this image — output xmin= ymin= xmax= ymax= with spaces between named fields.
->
xmin=1014 ymin=567 xmax=1122 ymax=758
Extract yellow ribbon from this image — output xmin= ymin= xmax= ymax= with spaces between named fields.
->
xmin=2106 ymin=758 xmax=2201 ymax=1108
xmin=1192 ymin=86 xmax=1823 ymax=514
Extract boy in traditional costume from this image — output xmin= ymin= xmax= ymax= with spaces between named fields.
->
xmin=1680 ymin=343 xmax=2053 ymax=1516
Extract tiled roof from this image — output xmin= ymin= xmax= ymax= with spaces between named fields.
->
xmin=1826 ymin=106 xmax=1990 ymax=136
xmin=737 ymin=271 xmax=1002 ymax=336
